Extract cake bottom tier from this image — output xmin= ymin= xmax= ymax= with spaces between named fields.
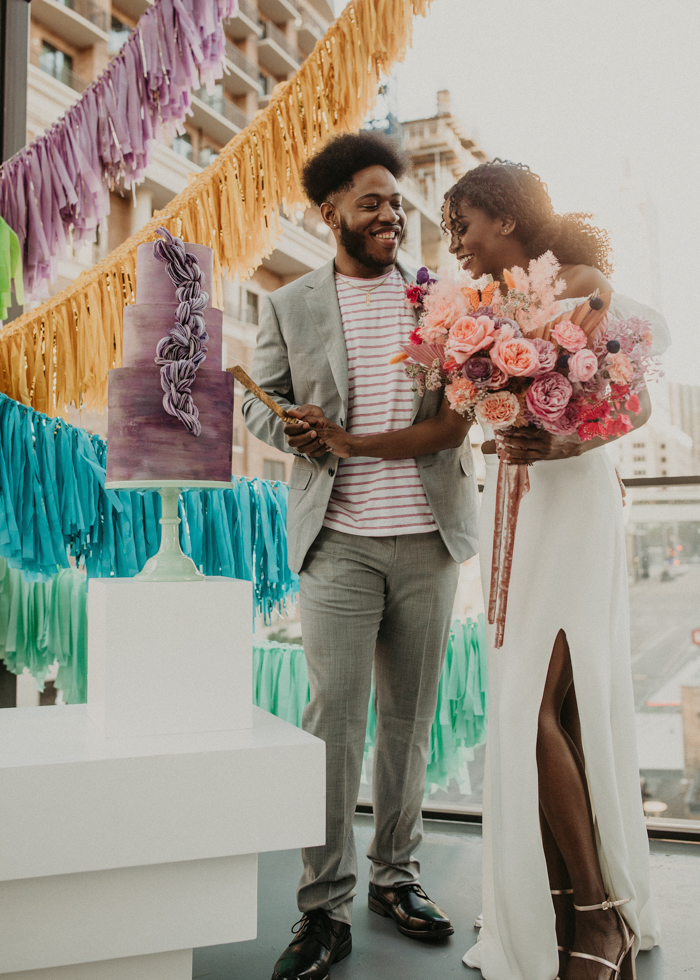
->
xmin=106 ymin=367 xmax=234 ymax=483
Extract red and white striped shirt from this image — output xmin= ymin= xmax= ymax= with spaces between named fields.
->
xmin=323 ymin=268 xmax=437 ymax=537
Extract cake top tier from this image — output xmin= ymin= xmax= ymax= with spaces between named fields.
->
xmin=135 ymin=240 xmax=214 ymax=308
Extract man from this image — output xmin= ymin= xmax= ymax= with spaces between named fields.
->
xmin=242 ymin=132 xmax=479 ymax=980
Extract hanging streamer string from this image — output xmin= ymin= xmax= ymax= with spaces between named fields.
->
xmin=0 ymin=392 xmax=298 ymax=616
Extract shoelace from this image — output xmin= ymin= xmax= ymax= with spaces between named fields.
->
xmin=394 ymin=883 xmax=431 ymax=902
xmin=290 ymin=910 xmax=336 ymax=945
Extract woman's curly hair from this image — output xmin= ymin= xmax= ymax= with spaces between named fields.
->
xmin=301 ymin=132 xmax=407 ymax=207
xmin=444 ymin=160 xmax=613 ymax=277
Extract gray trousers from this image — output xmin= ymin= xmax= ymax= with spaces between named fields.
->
xmin=297 ymin=527 xmax=460 ymax=924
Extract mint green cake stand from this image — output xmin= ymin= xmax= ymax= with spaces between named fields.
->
xmin=104 ymin=480 xmax=234 ymax=582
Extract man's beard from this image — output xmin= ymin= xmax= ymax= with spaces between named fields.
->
xmin=338 ymin=217 xmax=403 ymax=274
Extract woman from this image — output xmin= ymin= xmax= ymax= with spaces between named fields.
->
xmin=314 ymin=161 xmax=670 ymax=980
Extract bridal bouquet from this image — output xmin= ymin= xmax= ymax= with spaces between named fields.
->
xmin=395 ymin=254 xmax=660 ymax=647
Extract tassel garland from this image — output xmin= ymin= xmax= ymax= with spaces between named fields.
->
xmin=0 ymin=0 xmax=433 ymax=416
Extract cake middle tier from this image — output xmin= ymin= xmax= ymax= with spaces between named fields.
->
xmin=122 ymin=305 xmax=223 ymax=370
xmin=106 ymin=367 xmax=234 ymax=483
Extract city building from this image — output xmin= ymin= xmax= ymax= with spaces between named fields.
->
xmin=608 ymin=420 xmax=694 ymax=480
xmin=669 ymin=382 xmax=700 ymax=475
xmin=23 ymin=0 xmax=489 ymax=482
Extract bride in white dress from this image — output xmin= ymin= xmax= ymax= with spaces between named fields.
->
xmin=441 ymin=162 xmax=670 ymax=980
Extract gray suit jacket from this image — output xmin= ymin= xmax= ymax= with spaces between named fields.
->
xmin=242 ymin=258 xmax=480 ymax=573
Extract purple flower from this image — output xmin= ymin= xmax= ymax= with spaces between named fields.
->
xmin=530 ymin=337 xmax=558 ymax=373
xmin=416 ymin=267 xmax=431 ymax=285
xmin=464 ymin=357 xmax=494 ymax=384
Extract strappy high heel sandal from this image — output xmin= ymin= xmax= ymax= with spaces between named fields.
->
xmin=568 ymin=897 xmax=636 ymax=979
xmin=551 ymin=888 xmax=574 ymax=980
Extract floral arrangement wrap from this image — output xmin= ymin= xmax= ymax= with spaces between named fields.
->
xmin=395 ymin=253 xmax=661 ymax=647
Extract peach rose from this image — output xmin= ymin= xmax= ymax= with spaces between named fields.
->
xmin=420 ymin=295 xmax=467 ymax=343
xmin=484 ymin=365 xmax=509 ymax=389
xmin=475 ymin=390 xmax=520 ymax=430
xmin=606 ymin=351 xmax=634 ymax=384
xmin=568 ymin=347 xmax=599 ymax=383
xmin=445 ymin=377 xmax=479 ymax=414
xmin=551 ymin=320 xmax=587 ymax=352
xmin=490 ymin=337 xmax=540 ymax=377
xmin=446 ymin=315 xmax=496 ymax=364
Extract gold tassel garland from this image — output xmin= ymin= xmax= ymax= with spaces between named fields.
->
xmin=0 ymin=0 xmax=433 ymax=415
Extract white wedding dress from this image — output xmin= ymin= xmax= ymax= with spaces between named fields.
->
xmin=463 ymin=294 xmax=671 ymax=980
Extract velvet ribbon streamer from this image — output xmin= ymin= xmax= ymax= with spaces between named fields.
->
xmin=488 ymin=461 xmax=530 ymax=648
xmin=0 ymin=0 xmax=237 ymax=302
xmin=0 ymin=217 xmax=24 ymax=319
xmin=0 ymin=0 xmax=433 ymax=416
xmin=0 ymin=392 xmax=298 ymax=615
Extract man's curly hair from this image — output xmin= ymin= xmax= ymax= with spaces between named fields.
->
xmin=301 ymin=132 xmax=407 ymax=207
xmin=444 ymin=160 xmax=613 ymax=277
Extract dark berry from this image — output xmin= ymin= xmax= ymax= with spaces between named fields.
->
xmin=589 ymin=296 xmax=604 ymax=310
xmin=556 ymin=354 xmax=570 ymax=370
xmin=606 ymin=340 xmax=621 ymax=353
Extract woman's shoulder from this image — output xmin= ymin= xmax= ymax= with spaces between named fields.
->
xmin=558 ymin=263 xmax=612 ymax=300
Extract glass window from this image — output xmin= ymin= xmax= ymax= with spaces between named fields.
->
xmin=108 ymin=15 xmax=131 ymax=54
xmin=198 ymin=145 xmax=219 ymax=167
xmin=171 ymin=132 xmax=193 ymax=161
xmin=263 ymin=460 xmax=286 ymax=482
xmin=245 ymin=290 xmax=259 ymax=325
xmin=39 ymin=41 xmax=73 ymax=86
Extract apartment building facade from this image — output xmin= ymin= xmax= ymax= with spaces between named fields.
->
xmin=23 ymin=1 xmax=488 ymax=481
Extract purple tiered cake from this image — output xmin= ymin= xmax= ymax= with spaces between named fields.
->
xmin=106 ymin=241 xmax=234 ymax=483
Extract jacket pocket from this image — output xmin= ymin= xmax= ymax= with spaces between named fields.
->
xmin=460 ymin=452 xmax=474 ymax=477
xmin=289 ymin=462 xmax=313 ymax=490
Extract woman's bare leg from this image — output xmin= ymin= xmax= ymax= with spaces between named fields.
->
xmin=540 ymin=807 xmax=574 ymax=975
xmin=537 ymin=631 xmax=626 ymax=978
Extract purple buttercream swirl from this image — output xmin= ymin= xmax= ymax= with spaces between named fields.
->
xmin=152 ymin=227 xmax=209 ymax=437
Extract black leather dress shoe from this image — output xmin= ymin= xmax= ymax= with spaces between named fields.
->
xmin=271 ymin=909 xmax=352 ymax=980
xmin=368 ymin=881 xmax=454 ymax=940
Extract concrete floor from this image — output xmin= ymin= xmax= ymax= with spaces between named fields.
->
xmin=194 ymin=814 xmax=700 ymax=980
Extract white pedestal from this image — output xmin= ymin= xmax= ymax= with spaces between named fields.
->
xmin=0 ymin=578 xmax=326 ymax=979
xmin=87 ymin=578 xmax=253 ymax=738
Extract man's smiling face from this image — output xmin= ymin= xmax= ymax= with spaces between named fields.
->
xmin=327 ymin=165 xmax=406 ymax=276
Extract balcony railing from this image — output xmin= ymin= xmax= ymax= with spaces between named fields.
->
xmin=195 ymin=89 xmax=251 ymax=131
xmin=236 ymin=0 xmax=263 ymax=27
xmin=53 ymin=0 xmax=108 ymax=32
xmin=261 ymin=21 xmax=301 ymax=64
xmin=32 ymin=49 xmax=88 ymax=94
xmin=224 ymin=39 xmax=260 ymax=84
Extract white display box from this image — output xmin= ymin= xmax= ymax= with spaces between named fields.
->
xmin=0 ymin=949 xmax=193 ymax=980
xmin=0 ymin=706 xmax=324 ymax=883
xmin=87 ymin=578 xmax=253 ymax=738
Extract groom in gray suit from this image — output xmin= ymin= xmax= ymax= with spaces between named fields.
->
xmin=243 ymin=132 xmax=479 ymax=980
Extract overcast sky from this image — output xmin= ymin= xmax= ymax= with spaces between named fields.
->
xmin=339 ymin=0 xmax=700 ymax=385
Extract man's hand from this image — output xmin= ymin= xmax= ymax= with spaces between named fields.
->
xmin=495 ymin=426 xmax=582 ymax=464
xmin=284 ymin=405 xmax=329 ymax=458
xmin=315 ymin=419 xmax=360 ymax=459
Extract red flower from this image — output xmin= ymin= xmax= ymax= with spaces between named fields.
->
xmin=610 ymin=383 xmax=630 ymax=400
xmin=409 ymin=328 xmax=423 ymax=345
xmin=406 ymin=285 xmax=425 ymax=307
xmin=578 ymin=420 xmax=606 ymax=440
xmin=625 ymin=393 xmax=640 ymax=415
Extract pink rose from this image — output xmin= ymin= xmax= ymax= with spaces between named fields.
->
xmin=420 ymin=300 xmax=461 ymax=343
xmin=541 ymin=398 xmax=584 ymax=436
xmin=568 ymin=347 xmax=599 ymax=383
xmin=525 ymin=372 xmax=573 ymax=422
xmin=491 ymin=338 xmax=540 ymax=377
xmin=446 ymin=315 xmax=496 ymax=364
xmin=475 ymin=390 xmax=520 ymax=430
xmin=445 ymin=377 xmax=479 ymax=414
xmin=530 ymin=337 xmax=558 ymax=373
xmin=551 ymin=320 xmax=587 ymax=352
xmin=606 ymin=351 xmax=634 ymax=384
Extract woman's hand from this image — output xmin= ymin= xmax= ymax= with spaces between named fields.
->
xmin=495 ymin=426 xmax=582 ymax=464
xmin=316 ymin=419 xmax=361 ymax=459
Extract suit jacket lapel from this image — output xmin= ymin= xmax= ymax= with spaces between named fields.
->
xmin=304 ymin=260 xmax=349 ymax=411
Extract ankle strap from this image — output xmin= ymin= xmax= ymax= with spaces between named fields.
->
xmin=551 ymin=888 xmax=574 ymax=896
xmin=574 ymin=897 xmax=630 ymax=912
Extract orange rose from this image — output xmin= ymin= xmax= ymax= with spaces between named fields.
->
xmin=420 ymin=299 xmax=465 ymax=343
xmin=475 ymin=390 xmax=520 ymax=429
xmin=490 ymin=338 xmax=540 ymax=377
xmin=446 ymin=315 xmax=496 ymax=364
xmin=606 ymin=351 xmax=634 ymax=384
xmin=445 ymin=377 xmax=479 ymax=414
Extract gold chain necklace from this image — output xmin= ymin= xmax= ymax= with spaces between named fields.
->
xmin=336 ymin=269 xmax=395 ymax=306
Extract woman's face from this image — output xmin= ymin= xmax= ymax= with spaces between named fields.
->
xmin=444 ymin=200 xmax=515 ymax=280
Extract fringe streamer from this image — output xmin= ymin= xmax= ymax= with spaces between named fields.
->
xmin=0 ymin=392 xmax=298 ymax=615
xmin=0 ymin=0 xmax=237 ymax=301
xmin=0 ymin=0 xmax=433 ymax=416
xmin=0 ymin=217 xmax=24 ymax=318
xmin=253 ymin=618 xmax=489 ymax=792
